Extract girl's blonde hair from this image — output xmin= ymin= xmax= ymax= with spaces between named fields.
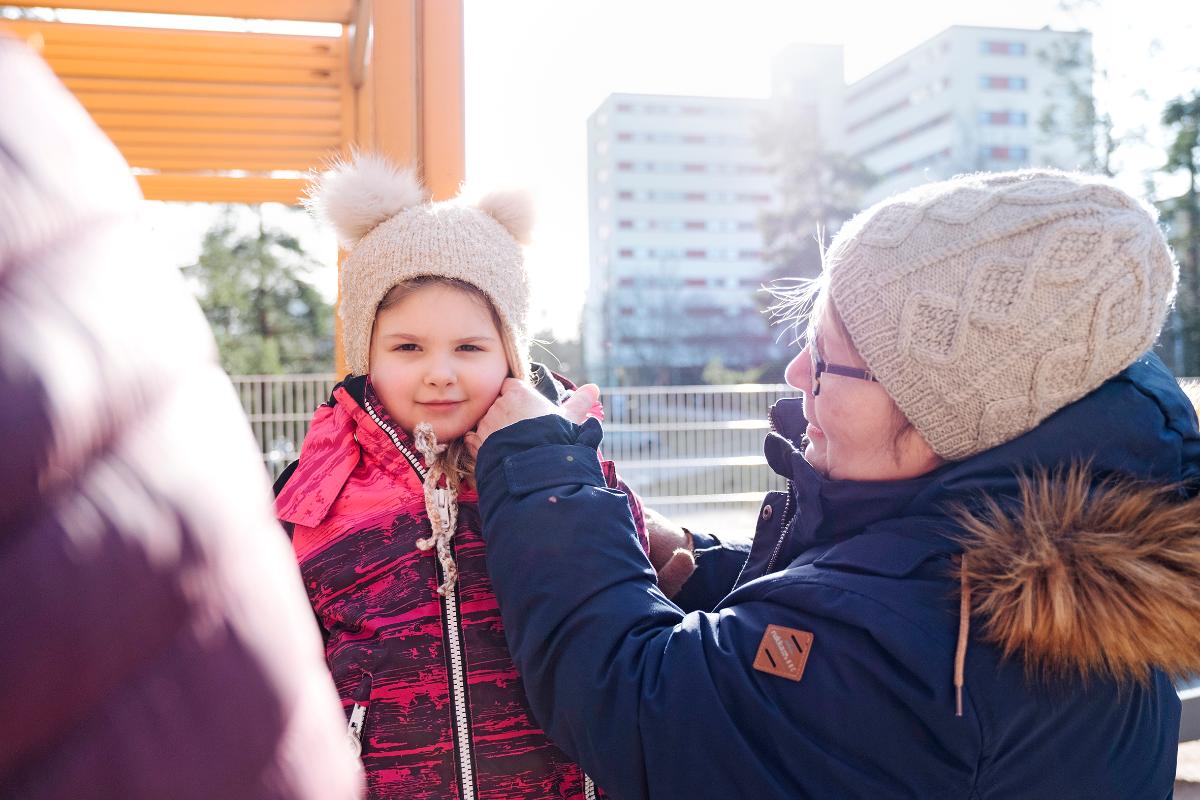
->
xmin=374 ymin=276 xmax=526 ymax=489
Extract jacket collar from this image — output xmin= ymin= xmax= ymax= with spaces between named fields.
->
xmin=764 ymin=397 xmax=944 ymax=555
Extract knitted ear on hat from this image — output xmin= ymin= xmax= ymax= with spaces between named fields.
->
xmin=304 ymin=153 xmax=427 ymax=249
xmin=477 ymin=190 xmax=534 ymax=244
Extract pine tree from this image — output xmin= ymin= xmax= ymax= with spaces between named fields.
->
xmin=183 ymin=208 xmax=334 ymax=374
xmin=1160 ymin=91 xmax=1200 ymax=376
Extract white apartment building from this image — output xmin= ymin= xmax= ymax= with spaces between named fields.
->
xmin=584 ymin=27 xmax=1094 ymax=384
xmin=583 ymin=93 xmax=782 ymax=385
xmin=836 ymin=25 xmax=1094 ymax=203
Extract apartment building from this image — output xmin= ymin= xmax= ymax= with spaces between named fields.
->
xmin=835 ymin=26 xmax=1094 ymax=203
xmin=583 ymin=93 xmax=782 ymax=385
xmin=584 ymin=27 xmax=1094 ymax=384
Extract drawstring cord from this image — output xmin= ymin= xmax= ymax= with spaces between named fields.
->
xmin=954 ymin=554 xmax=971 ymax=717
xmin=413 ymin=422 xmax=460 ymax=596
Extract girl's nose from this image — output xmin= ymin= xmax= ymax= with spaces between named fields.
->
xmin=785 ymin=345 xmax=813 ymax=392
xmin=424 ymin=355 xmax=456 ymax=386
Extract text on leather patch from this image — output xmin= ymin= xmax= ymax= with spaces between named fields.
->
xmin=753 ymin=624 xmax=814 ymax=682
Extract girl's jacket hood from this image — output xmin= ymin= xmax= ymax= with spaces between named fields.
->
xmin=766 ymin=353 xmax=1200 ymax=682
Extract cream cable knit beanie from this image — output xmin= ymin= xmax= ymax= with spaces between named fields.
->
xmin=305 ymin=153 xmax=533 ymax=377
xmin=826 ymin=169 xmax=1177 ymax=460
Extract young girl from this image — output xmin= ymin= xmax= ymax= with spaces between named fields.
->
xmin=273 ymin=154 xmax=648 ymax=799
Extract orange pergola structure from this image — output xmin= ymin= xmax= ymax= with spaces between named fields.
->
xmin=0 ymin=0 xmax=464 ymax=370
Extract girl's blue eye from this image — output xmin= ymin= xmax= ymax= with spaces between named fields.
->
xmin=458 ymin=344 xmax=483 ymax=352
xmin=392 ymin=343 xmax=418 ymax=352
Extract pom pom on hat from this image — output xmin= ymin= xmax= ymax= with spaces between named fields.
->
xmin=478 ymin=189 xmax=535 ymax=244
xmin=304 ymin=153 xmax=427 ymax=249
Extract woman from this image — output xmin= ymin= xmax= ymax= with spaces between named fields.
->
xmin=469 ymin=170 xmax=1200 ymax=798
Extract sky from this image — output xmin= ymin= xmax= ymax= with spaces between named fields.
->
xmin=116 ymin=0 xmax=1200 ymax=339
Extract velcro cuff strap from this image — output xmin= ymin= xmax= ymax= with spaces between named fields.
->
xmin=504 ymin=444 xmax=605 ymax=496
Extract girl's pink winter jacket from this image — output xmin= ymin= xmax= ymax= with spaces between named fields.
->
xmin=275 ymin=374 xmax=646 ymax=799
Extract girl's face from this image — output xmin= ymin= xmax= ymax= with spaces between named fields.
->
xmin=368 ymin=283 xmax=511 ymax=443
xmin=784 ymin=316 xmax=942 ymax=482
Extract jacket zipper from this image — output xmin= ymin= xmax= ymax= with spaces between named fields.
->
xmin=363 ymin=398 xmax=478 ymax=799
xmin=363 ymin=397 xmax=428 ymax=477
xmin=347 ymin=703 xmax=367 ymax=757
xmin=764 ymin=405 xmax=797 ymax=574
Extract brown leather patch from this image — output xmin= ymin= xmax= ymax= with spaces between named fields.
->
xmin=753 ymin=625 xmax=814 ymax=682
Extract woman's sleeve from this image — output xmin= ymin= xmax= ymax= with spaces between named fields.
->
xmin=475 ymin=415 xmax=976 ymax=799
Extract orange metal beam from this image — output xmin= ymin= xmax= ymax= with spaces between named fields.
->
xmin=366 ymin=0 xmax=419 ymax=167
xmin=92 ymin=112 xmax=341 ymax=135
xmin=2 ymin=0 xmax=355 ymax=23
xmin=62 ymin=76 xmax=341 ymax=101
xmin=420 ymin=0 xmax=464 ymax=200
xmin=136 ymin=174 xmax=308 ymax=204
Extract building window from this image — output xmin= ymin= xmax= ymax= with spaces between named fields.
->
xmin=683 ymin=192 xmax=706 ymax=202
xmin=616 ymin=132 xmax=633 ymax=141
xmin=684 ymin=278 xmax=707 ymax=287
xmin=979 ymin=110 xmax=1028 ymax=126
xmin=982 ymin=145 xmax=1030 ymax=161
xmin=981 ymin=40 xmax=1026 ymax=56
xmin=615 ymin=103 xmax=633 ymax=112
xmin=617 ymin=277 xmax=635 ymax=287
xmin=738 ymin=249 xmax=763 ymax=260
xmin=616 ymin=161 xmax=634 ymax=172
xmin=981 ymin=75 xmax=1027 ymax=91
xmin=618 ymin=248 xmax=634 ymax=259
xmin=684 ymin=220 xmax=706 ymax=230
xmin=617 ymin=191 xmax=634 ymax=201
xmin=618 ymin=307 xmax=635 ymax=316
xmin=683 ymin=163 xmax=707 ymax=173
xmin=685 ymin=250 xmax=707 ymax=259
xmin=617 ymin=219 xmax=634 ymax=229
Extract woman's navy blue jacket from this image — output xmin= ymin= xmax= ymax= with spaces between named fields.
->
xmin=476 ymin=354 xmax=1200 ymax=799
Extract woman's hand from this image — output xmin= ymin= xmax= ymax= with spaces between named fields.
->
xmin=466 ymin=379 xmax=599 ymax=455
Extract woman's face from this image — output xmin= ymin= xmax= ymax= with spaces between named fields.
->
xmin=368 ymin=283 xmax=511 ymax=442
xmin=784 ymin=317 xmax=942 ymax=482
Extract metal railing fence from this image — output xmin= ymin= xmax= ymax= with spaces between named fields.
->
xmin=231 ymin=374 xmax=794 ymax=513
xmin=233 ymin=374 xmax=1200 ymax=517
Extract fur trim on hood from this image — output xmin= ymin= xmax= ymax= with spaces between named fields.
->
xmin=1182 ymin=379 xmax=1200 ymax=421
xmin=955 ymin=463 xmax=1200 ymax=682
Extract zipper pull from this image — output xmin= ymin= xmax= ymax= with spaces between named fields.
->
xmin=434 ymin=486 xmax=452 ymax=532
xmin=347 ymin=703 xmax=366 ymax=758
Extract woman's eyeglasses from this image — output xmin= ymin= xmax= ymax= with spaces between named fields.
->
xmin=810 ymin=338 xmax=879 ymax=397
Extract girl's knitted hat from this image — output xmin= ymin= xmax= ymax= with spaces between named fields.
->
xmin=826 ymin=169 xmax=1177 ymax=460
xmin=305 ymin=153 xmax=533 ymax=377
